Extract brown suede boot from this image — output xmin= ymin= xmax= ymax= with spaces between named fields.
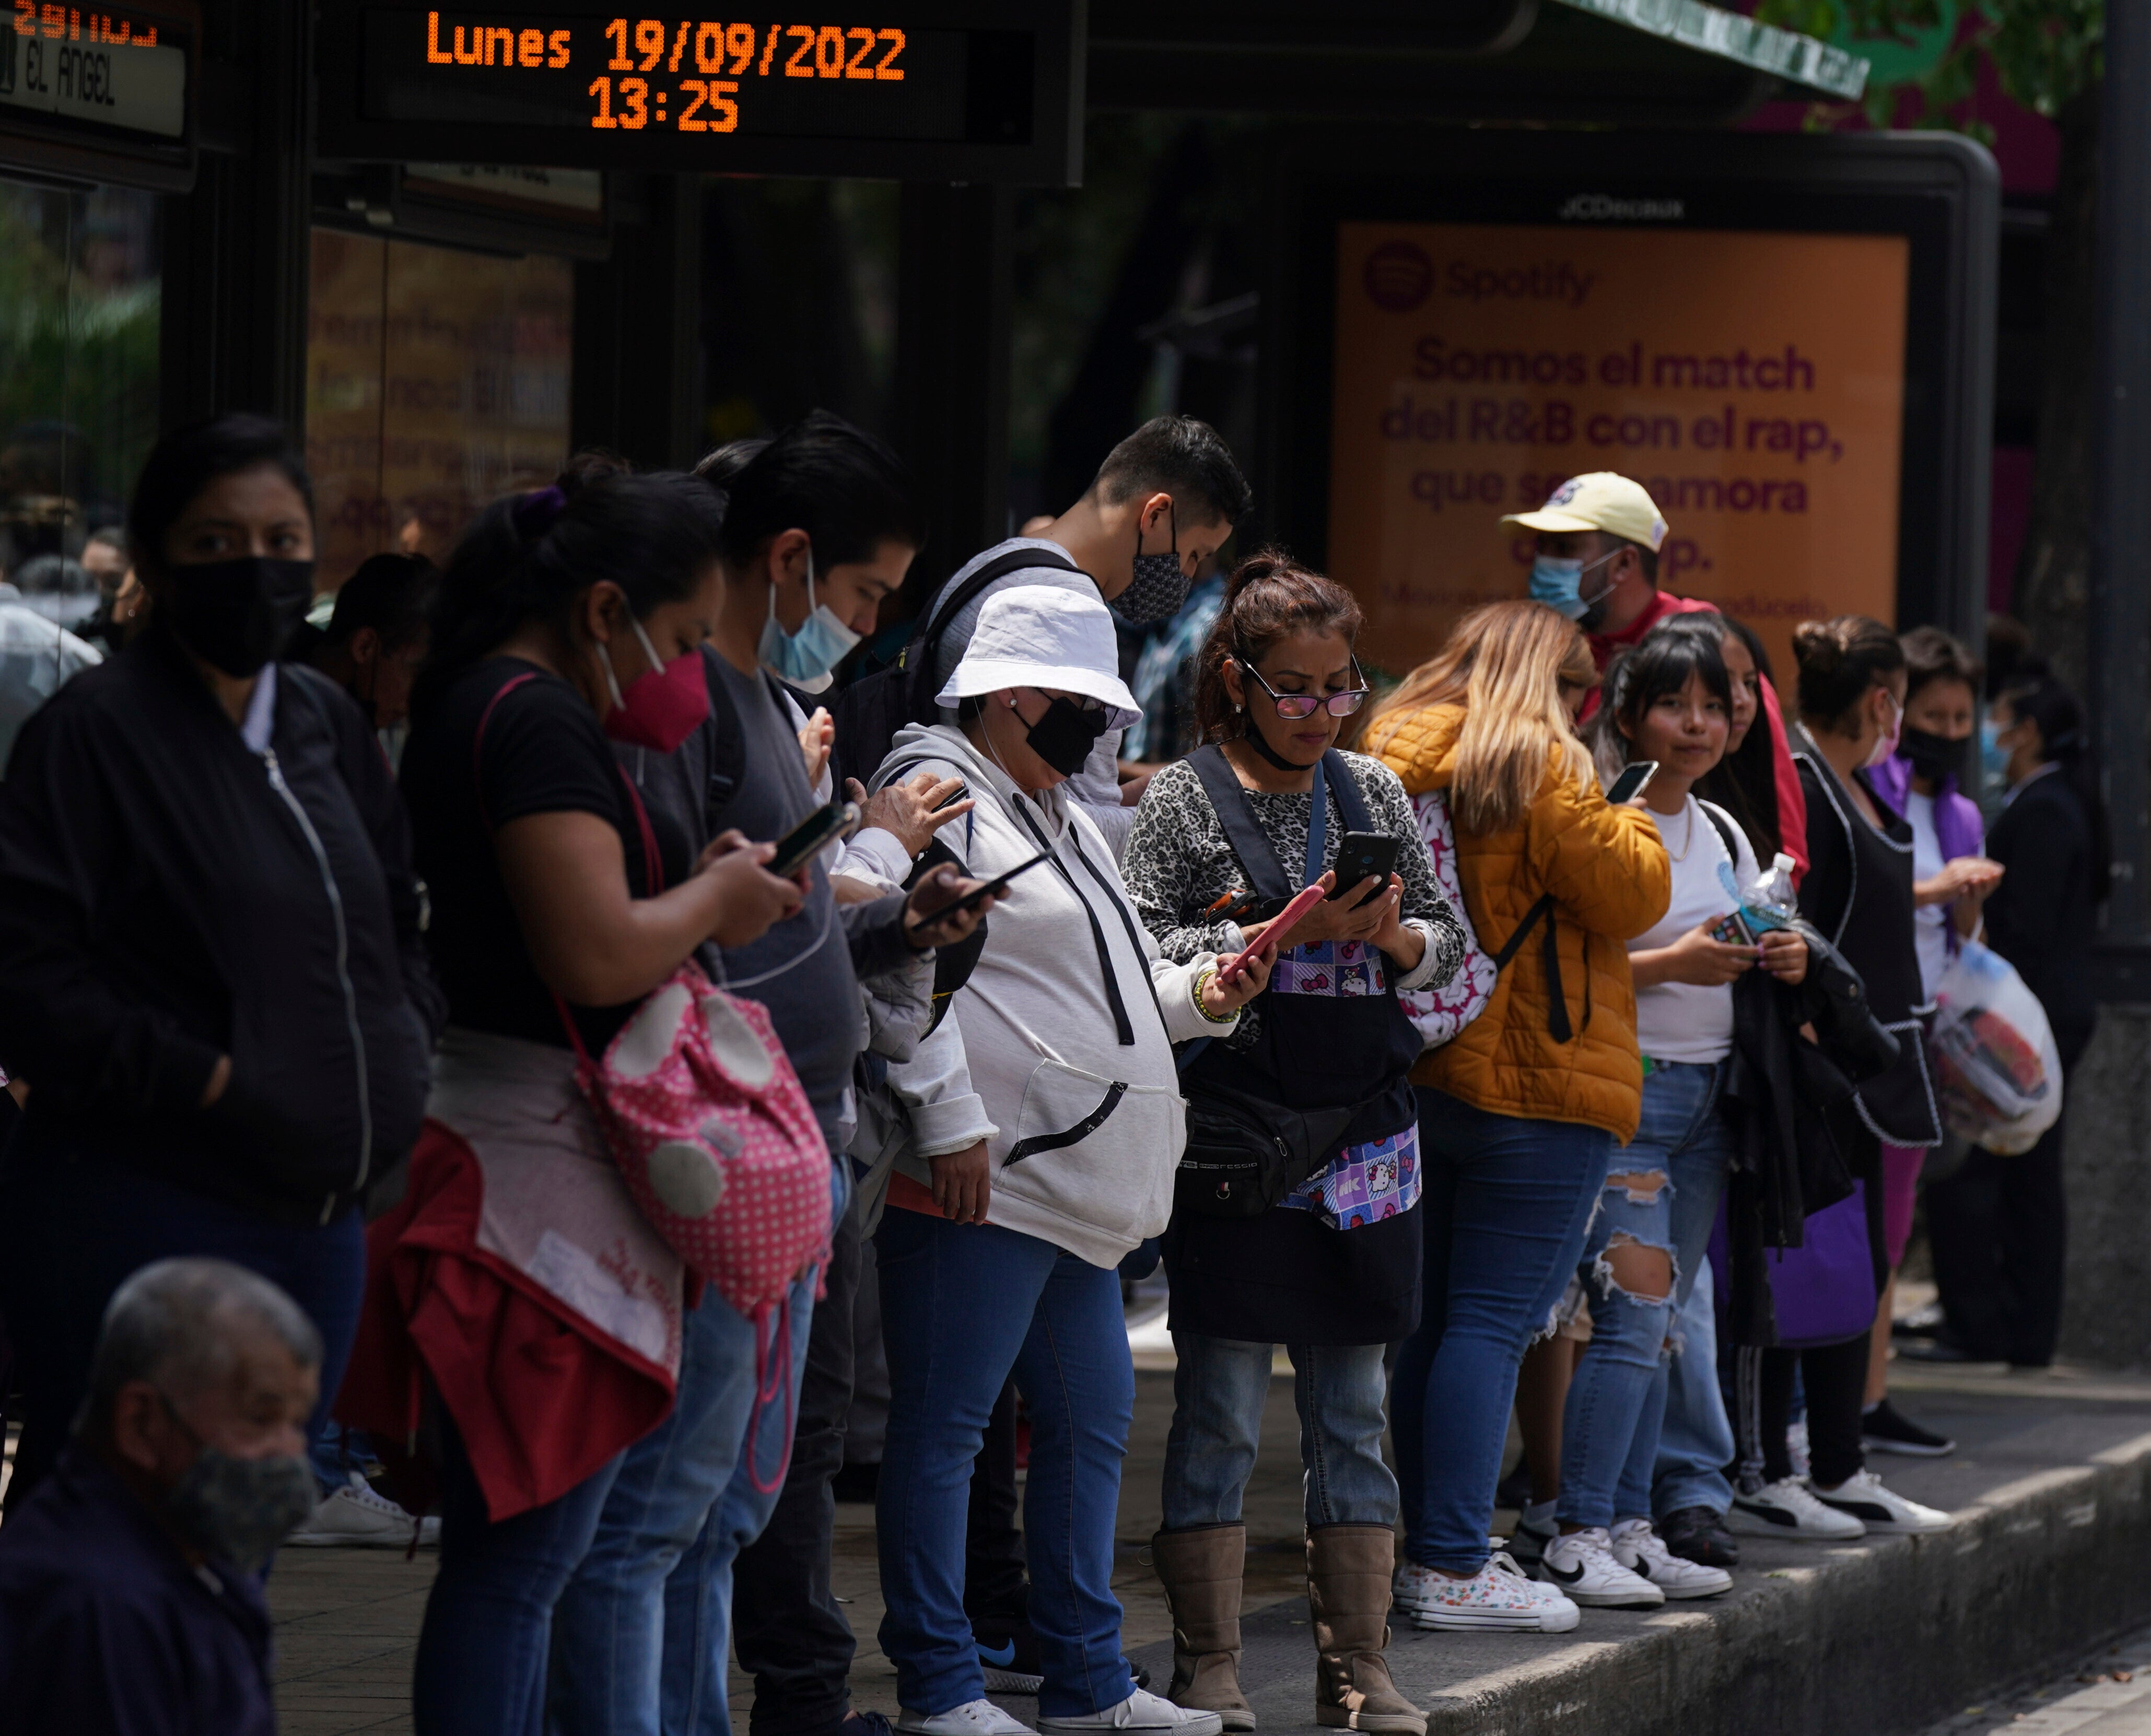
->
xmin=1151 ymin=1523 xmax=1257 ymax=1731
xmin=1306 ymin=1525 xmax=1428 ymax=1734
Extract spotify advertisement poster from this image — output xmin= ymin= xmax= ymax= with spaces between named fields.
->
xmin=1326 ymin=219 xmax=1911 ymax=678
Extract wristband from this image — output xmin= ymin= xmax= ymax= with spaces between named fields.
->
xmin=1194 ymin=965 xmax=1236 ymax=1025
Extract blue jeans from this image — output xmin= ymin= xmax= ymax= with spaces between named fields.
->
xmin=551 ymin=1178 xmax=835 ymax=1736
xmin=1654 ymin=1257 xmax=1736 ymax=1518
xmin=0 ymin=1144 xmax=366 ymax=1511
xmin=1557 ymin=1061 xmax=1732 ymax=1531
xmin=1392 ymin=1088 xmax=1607 ymax=1574
xmin=875 ymin=1209 xmax=1136 ymax=1721
xmin=1162 ymin=1334 xmax=1397 ymax=1530
xmin=413 ymin=1414 xmax=621 ymax=1736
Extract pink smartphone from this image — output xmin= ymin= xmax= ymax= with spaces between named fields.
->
xmin=1218 ymin=882 xmax=1329 ymax=985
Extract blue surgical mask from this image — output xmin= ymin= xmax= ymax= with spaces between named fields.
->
xmin=1979 ymin=717 xmax=2010 ymax=789
xmin=1527 ymin=548 xmax=1620 ymax=621
xmin=757 ymin=549 xmax=861 ymax=695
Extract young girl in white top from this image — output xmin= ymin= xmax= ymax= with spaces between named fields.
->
xmin=1538 ymin=619 xmax=1807 ymax=1610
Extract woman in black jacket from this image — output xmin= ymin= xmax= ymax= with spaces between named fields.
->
xmin=0 ymin=416 xmax=442 ymax=1509
xmin=1732 ymin=616 xmax=1951 ymax=1541
xmin=1925 ymin=678 xmax=2104 ymax=1367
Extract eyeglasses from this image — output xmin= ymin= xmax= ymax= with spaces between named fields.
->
xmin=1235 ymin=652 xmax=1369 ymax=720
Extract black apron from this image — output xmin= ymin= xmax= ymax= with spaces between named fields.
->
xmin=1162 ymin=746 xmax=1423 ymax=1346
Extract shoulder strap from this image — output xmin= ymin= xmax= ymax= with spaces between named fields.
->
xmin=1488 ymin=893 xmax=1571 ymax=1044
xmin=1699 ymin=801 xmax=1742 ymax=868
xmin=1322 ymin=749 xmax=1375 ymax=836
xmin=903 ymin=547 xmax=1086 ymax=682
xmin=1187 ymin=744 xmax=1294 ymax=902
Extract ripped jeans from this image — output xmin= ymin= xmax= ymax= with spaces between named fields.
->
xmin=1556 ymin=1060 xmax=1732 ymax=1534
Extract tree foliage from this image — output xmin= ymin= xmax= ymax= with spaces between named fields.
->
xmin=1757 ymin=0 xmax=2101 ymax=133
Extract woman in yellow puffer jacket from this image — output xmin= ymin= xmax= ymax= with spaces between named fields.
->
xmin=1366 ymin=600 xmax=1670 ymax=1634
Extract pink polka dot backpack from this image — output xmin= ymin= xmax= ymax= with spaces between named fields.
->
xmin=476 ymin=673 xmax=833 ymax=1486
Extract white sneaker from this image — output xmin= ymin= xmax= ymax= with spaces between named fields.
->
xmin=1808 ymin=1469 xmax=1954 ymax=1534
xmin=1392 ymin=1551 xmax=1581 ymax=1632
xmin=898 ymin=1701 xmax=1038 ymax=1735
xmin=285 ymin=1471 xmax=441 ymax=1548
xmin=1728 ymin=1476 xmax=1866 ymax=1540
xmin=1037 ymin=1687 xmax=1222 ymax=1733
xmin=1536 ymin=1527 xmax=1665 ymax=1609
xmin=1609 ymin=1518 xmax=1732 ymax=1599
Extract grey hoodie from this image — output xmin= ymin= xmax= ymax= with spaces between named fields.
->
xmin=872 ymin=723 xmax=1231 ymax=1268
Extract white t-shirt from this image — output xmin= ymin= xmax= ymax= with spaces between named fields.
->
xmin=1629 ymin=796 xmax=1759 ymax=1065
xmin=1904 ymin=790 xmax=1950 ymax=1001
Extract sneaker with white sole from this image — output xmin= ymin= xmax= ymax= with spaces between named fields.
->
xmin=1727 ymin=1477 xmax=1866 ymax=1540
xmin=1536 ymin=1527 xmax=1665 ymax=1609
xmin=286 ymin=1471 xmax=440 ymax=1548
xmin=1808 ymin=1469 xmax=1953 ymax=1534
xmin=1392 ymin=1551 xmax=1582 ymax=1633
xmin=897 ymin=1701 xmax=1037 ymax=1735
xmin=1036 ymin=1687 xmax=1223 ymax=1733
xmin=1609 ymin=1519 xmax=1732 ymax=1599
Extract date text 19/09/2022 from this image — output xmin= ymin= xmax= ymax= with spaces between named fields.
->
xmin=422 ymin=14 xmax=907 ymax=133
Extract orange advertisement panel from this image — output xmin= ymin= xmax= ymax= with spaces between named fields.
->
xmin=1326 ymin=221 xmax=1911 ymax=680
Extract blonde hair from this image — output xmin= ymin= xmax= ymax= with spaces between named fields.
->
xmin=1365 ymin=600 xmax=1599 ymax=836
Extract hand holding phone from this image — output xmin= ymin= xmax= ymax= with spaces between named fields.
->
xmin=1327 ymin=832 xmax=1401 ymax=907
xmin=1606 ymin=760 xmax=1659 ymax=806
xmin=766 ymin=800 xmax=860 ymax=879
xmin=1218 ymin=881 xmax=1329 ymax=985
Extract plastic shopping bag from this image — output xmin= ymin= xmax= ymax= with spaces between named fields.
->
xmin=1928 ymin=940 xmax=2063 ymax=1156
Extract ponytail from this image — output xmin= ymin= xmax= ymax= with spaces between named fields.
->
xmin=413 ymin=467 xmax=723 ymax=721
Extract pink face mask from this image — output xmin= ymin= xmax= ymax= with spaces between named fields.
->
xmin=602 ymin=617 xmax=710 ymax=754
xmin=1865 ymin=687 xmax=1904 ymax=769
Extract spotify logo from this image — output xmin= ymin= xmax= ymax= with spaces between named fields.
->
xmin=1364 ymin=240 xmax=1434 ymax=313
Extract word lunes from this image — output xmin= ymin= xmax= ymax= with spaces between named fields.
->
xmin=420 ymin=14 xmax=906 ymax=136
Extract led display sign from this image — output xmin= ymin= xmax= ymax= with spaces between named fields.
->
xmin=317 ymin=2 xmax=1082 ymax=185
xmin=0 ymin=0 xmax=193 ymax=189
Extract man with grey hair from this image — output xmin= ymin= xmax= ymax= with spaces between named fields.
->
xmin=0 ymin=1257 xmax=320 ymax=1735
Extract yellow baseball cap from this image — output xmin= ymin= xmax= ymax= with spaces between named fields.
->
xmin=1501 ymin=472 xmax=1668 ymax=553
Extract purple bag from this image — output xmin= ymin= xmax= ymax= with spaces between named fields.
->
xmin=1709 ymin=1182 xmax=1878 ymax=1350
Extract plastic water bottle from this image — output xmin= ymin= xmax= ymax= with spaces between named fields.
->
xmin=1746 ymin=852 xmax=1800 ymax=933
xmin=1716 ymin=850 xmax=1798 ymax=933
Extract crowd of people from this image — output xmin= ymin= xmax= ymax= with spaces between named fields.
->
xmin=0 ymin=410 xmax=2105 ymax=1736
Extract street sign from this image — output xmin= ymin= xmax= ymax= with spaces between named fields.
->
xmin=0 ymin=0 xmax=194 ymax=190
xmin=1265 ymin=131 xmax=1998 ymax=677
xmin=316 ymin=3 xmax=1084 ymax=186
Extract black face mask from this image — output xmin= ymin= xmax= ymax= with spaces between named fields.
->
xmin=1024 ymin=694 xmax=1110 ymax=778
xmin=1900 ymin=724 xmax=1969 ymax=787
xmin=162 ymin=557 xmax=316 ymax=677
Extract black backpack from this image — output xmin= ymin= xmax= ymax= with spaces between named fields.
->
xmin=829 ymin=544 xmax=1087 ymax=787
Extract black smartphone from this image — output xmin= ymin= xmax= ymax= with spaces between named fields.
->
xmin=1327 ymin=831 xmax=1401 ymax=906
xmin=932 ymin=782 xmax=969 ymax=813
xmin=922 ymin=848 xmax=1053 ymax=923
xmin=767 ymin=801 xmax=858 ymax=878
xmin=1606 ymin=760 xmax=1659 ymax=805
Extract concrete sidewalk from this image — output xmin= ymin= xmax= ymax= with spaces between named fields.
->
xmin=266 ymin=1361 xmax=2151 ymax=1736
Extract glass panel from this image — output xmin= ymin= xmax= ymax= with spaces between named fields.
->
xmin=0 ymin=179 xmax=160 ymax=627
xmin=306 ymin=228 xmax=574 ymax=587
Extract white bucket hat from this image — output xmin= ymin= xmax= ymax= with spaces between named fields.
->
xmin=936 ymin=584 xmax=1141 ymax=729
